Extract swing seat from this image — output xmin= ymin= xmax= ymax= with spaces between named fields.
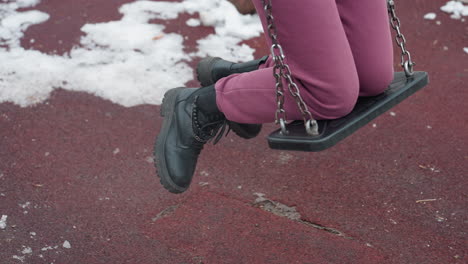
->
xmin=268 ymin=71 xmax=429 ymax=152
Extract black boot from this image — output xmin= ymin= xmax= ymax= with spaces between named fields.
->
xmin=196 ymin=56 xmax=268 ymax=140
xmin=155 ymin=85 xmax=228 ymax=194
xmin=197 ymin=56 xmax=269 ymax=87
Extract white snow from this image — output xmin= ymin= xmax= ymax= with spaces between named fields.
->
xmin=186 ymin=18 xmax=201 ymax=27
xmin=63 ymin=240 xmax=71 ymax=249
xmin=0 ymin=10 xmax=49 ymax=47
xmin=41 ymin=245 xmax=58 ymax=251
xmin=19 ymin=202 xmax=30 ymax=208
xmin=464 ymin=47 xmax=468 ymax=54
xmin=440 ymin=1 xmax=468 ymax=19
xmin=21 ymin=247 xmax=32 ymax=254
xmin=0 ymin=215 xmax=7 ymax=229
xmin=12 ymin=255 xmax=25 ymax=262
xmin=0 ymin=0 xmax=263 ymax=107
xmin=424 ymin=13 xmax=437 ymax=20
xmin=15 ymin=0 xmax=42 ymax=8
xmin=195 ymin=0 xmax=261 ymax=39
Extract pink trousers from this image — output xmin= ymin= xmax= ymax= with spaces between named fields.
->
xmin=215 ymin=0 xmax=394 ymax=123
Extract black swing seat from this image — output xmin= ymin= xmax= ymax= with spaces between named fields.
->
xmin=268 ymin=71 xmax=429 ymax=152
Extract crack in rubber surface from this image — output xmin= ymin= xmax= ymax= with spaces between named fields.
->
xmin=252 ymin=193 xmax=352 ymax=239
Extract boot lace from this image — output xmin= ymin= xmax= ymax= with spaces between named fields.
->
xmin=192 ymin=96 xmax=230 ymax=145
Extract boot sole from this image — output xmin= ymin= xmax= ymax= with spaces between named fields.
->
xmin=196 ymin=56 xmax=220 ymax=87
xmin=154 ymin=87 xmax=188 ymax=194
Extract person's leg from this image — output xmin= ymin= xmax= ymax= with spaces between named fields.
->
xmin=215 ymin=0 xmax=360 ymax=124
xmin=336 ymin=0 xmax=394 ymax=96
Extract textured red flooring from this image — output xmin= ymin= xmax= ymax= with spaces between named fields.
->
xmin=1 ymin=0 xmax=467 ymax=263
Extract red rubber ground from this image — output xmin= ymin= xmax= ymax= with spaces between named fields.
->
xmin=1 ymin=0 xmax=466 ymax=263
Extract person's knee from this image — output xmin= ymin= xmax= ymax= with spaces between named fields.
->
xmin=332 ymin=76 xmax=360 ymax=117
xmin=359 ymin=65 xmax=394 ymax=97
xmin=312 ymin=73 xmax=360 ymax=119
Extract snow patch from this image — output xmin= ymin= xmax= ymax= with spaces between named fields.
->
xmin=11 ymin=245 xmax=32 ymax=263
xmin=63 ymin=240 xmax=71 ymax=249
xmin=41 ymin=245 xmax=58 ymax=251
xmin=1 ymin=10 xmax=49 ymax=41
xmin=0 ymin=215 xmax=7 ymax=229
xmin=424 ymin=13 xmax=437 ymax=20
xmin=21 ymin=247 xmax=32 ymax=254
xmin=196 ymin=0 xmax=261 ymax=39
xmin=15 ymin=0 xmax=42 ymax=8
xmin=145 ymin=156 xmax=154 ymax=163
xmin=0 ymin=0 xmax=262 ymax=107
xmin=12 ymin=255 xmax=25 ymax=262
xmin=0 ymin=0 xmax=49 ymax=48
xmin=19 ymin=201 xmax=30 ymax=209
xmin=186 ymin=18 xmax=201 ymax=27
xmin=440 ymin=1 xmax=468 ymax=19
xmin=194 ymin=34 xmax=255 ymax=62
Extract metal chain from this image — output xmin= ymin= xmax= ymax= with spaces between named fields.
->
xmin=387 ymin=0 xmax=415 ymax=77
xmin=262 ymin=0 xmax=319 ymax=136
xmin=262 ymin=0 xmax=414 ymax=135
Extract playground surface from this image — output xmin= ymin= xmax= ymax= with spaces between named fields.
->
xmin=0 ymin=0 xmax=466 ymax=263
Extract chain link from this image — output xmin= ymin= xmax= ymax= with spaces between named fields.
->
xmin=387 ymin=0 xmax=415 ymax=77
xmin=262 ymin=0 xmax=414 ymax=136
xmin=262 ymin=0 xmax=319 ymax=136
